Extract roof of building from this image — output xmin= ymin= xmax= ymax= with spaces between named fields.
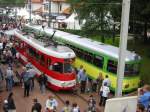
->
xmin=52 ymin=0 xmax=66 ymax=2
xmin=31 ymin=0 xmax=43 ymax=3
xmin=62 ymin=7 xmax=71 ymax=15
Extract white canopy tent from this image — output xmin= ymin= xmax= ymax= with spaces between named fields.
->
xmin=17 ymin=8 xmax=42 ymax=20
xmin=62 ymin=13 xmax=81 ymax=30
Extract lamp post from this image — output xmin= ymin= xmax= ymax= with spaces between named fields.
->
xmin=115 ymin=0 xmax=131 ymax=97
xmin=29 ymin=0 xmax=32 ymax=24
xmin=48 ymin=0 xmax=51 ymax=27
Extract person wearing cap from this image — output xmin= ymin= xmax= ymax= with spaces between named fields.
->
xmin=45 ymin=95 xmax=58 ymax=112
xmin=31 ymin=98 xmax=42 ymax=112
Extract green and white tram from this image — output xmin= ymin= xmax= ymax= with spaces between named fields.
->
xmin=24 ymin=24 xmax=141 ymax=92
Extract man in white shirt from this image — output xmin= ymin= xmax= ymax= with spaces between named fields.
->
xmin=102 ymin=75 xmax=111 ymax=87
xmin=99 ymin=82 xmax=110 ymax=106
xmin=45 ymin=95 xmax=58 ymax=112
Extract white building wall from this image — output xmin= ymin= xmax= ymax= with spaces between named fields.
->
xmin=31 ymin=3 xmax=42 ymax=11
xmin=25 ymin=3 xmax=42 ymax=12
xmin=43 ymin=1 xmax=70 ymax=14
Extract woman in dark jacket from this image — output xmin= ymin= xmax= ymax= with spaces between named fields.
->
xmin=7 ymin=92 xmax=16 ymax=112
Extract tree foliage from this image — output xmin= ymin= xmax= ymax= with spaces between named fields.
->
xmin=68 ymin=0 xmax=114 ymax=35
xmin=130 ymin=0 xmax=150 ymax=42
xmin=0 ymin=0 xmax=25 ymax=7
xmin=68 ymin=0 xmax=150 ymax=42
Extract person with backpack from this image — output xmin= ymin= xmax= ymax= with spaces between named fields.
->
xmin=99 ymin=82 xmax=110 ymax=106
xmin=23 ymin=70 xmax=31 ymax=97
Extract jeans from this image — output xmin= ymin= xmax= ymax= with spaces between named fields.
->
xmin=7 ymin=78 xmax=13 ymax=91
xmin=40 ymin=84 xmax=46 ymax=94
xmin=24 ymin=83 xmax=30 ymax=97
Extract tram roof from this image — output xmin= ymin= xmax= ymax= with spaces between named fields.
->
xmin=14 ymin=31 xmax=75 ymax=59
xmin=26 ymin=24 xmax=140 ymax=62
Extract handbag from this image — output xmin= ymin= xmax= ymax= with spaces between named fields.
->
xmin=99 ymin=91 xmax=103 ymax=96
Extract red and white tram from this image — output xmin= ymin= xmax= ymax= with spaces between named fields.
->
xmin=14 ymin=30 xmax=76 ymax=91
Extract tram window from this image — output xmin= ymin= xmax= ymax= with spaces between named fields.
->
xmin=93 ymin=55 xmax=104 ymax=68
xmin=40 ymin=55 xmax=45 ymax=65
xmin=47 ymin=58 xmax=51 ymax=69
xmin=64 ymin=63 xmax=73 ymax=73
xmin=74 ymin=49 xmax=80 ymax=57
xmin=52 ymin=62 xmax=63 ymax=73
xmin=84 ymin=52 xmax=93 ymax=63
xmin=78 ymin=49 xmax=85 ymax=59
xmin=29 ymin=48 xmax=34 ymax=56
xmin=36 ymin=52 xmax=40 ymax=61
xmin=124 ymin=64 xmax=140 ymax=76
xmin=107 ymin=60 xmax=118 ymax=74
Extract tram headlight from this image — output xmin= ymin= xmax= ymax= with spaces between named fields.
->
xmin=61 ymin=82 xmax=66 ymax=87
xmin=124 ymin=84 xmax=129 ymax=88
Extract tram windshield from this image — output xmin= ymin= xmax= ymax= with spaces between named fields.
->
xmin=124 ymin=63 xmax=140 ymax=76
xmin=52 ymin=62 xmax=63 ymax=73
xmin=107 ymin=60 xmax=140 ymax=76
xmin=50 ymin=62 xmax=73 ymax=73
xmin=64 ymin=63 xmax=73 ymax=73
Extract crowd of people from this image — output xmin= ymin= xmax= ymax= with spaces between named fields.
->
xmin=0 ymin=21 xmax=112 ymax=112
xmin=0 ymin=61 xmax=111 ymax=112
xmin=1 ymin=19 xmax=149 ymax=112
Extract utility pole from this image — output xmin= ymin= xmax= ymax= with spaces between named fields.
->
xmin=29 ymin=0 xmax=32 ymax=24
xmin=48 ymin=0 xmax=51 ymax=27
xmin=15 ymin=8 xmax=17 ymax=23
xmin=115 ymin=0 xmax=131 ymax=97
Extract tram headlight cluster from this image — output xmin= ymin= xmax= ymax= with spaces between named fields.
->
xmin=124 ymin=84 xmax=129 ymax=88
xmin=61 ymin=81 xmax=76 ymax=87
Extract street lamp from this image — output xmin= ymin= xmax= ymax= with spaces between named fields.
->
xmin=29 ymin=0 xmax=32 ymax=24
xmin=48 ymin=0 xmax=51 ymax=27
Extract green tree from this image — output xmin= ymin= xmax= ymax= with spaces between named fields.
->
xmin=0 ymin=0 xmax=25 ymax=7
xmin=130 ymin=0 xmax=150 ymax=43
xmin=68 ymin=0 xmax=114 ymax=42
xmin=68 ymin=0 xmax=150 ymax=43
